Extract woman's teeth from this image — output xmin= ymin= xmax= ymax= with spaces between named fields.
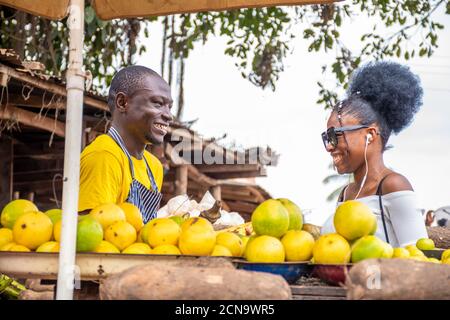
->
xmin=333 ymin=155 xmax=343 ymax=164
xmin=154 ymin=124 xmax=168 ymax=132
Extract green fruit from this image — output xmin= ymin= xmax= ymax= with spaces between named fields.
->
xmin=45 ymin=209 xmax=62 ymax=224
xmin=251 ymin=199 xmax=289 ymax=238
xmin=416 ymin=238 xmax=435 ymax=251
xmin=277 ymin=198 xmax=303 ymax=231
xmin=1 ymin=199 xmax=38 ymax=229
xmin=76 ymin=217 xmax=103 ymax=252
xmin=351 ymin=235 xmax=386 ymax=263
xmin=169 ymin=215 xmax=185 ymax=226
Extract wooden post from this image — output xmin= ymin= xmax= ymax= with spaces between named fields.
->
xmin=174 ymin=165 xmax=188 ymax=195
xmin=210 ymin=185 xmax=221 ymax=201
xmin=0 ymin=137 xmax=13 ymax=208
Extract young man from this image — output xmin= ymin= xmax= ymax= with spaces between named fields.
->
xmin=78 ymin=66 xmax=173 ymax=223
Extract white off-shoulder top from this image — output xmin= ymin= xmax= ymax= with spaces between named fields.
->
xmin=321 ymin=191 xmax=428 ymax=247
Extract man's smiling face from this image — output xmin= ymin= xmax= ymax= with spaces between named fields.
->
xmin=125 ymin=75 xmax=173 ymax=145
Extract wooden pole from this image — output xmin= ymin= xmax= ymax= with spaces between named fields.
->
xmin=175 ymin=165 xmax=188 ymax=195
xmin=210 ymin=185 xmax=221 ymax=201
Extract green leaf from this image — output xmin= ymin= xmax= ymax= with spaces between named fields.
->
xmin=85 ymin=6 xmax=95 ymax=24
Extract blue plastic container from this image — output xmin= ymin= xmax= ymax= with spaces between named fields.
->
xmin=233 ymin=260 xmax=313 ymax=284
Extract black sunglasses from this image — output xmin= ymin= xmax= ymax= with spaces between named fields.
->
xmin=321 ymin=125 xmax=369 ymax=149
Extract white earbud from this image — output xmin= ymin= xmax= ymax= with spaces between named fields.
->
xmin=366 ymin=133 xmax=373 ymax=144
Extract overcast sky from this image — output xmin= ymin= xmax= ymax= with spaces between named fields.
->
xmin=137 ymin=5 xmax=450 ymax=225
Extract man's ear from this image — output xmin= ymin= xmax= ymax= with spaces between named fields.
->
xmin=115 ymin=92 xmax=128 ymax=112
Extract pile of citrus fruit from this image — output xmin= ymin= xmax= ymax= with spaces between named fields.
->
xmin=1 ymin=198 xmax=449 ymax=265
xmin=312 ymin=200 xmax=450 ymax=265
xmin=0 ymin=199 xmax=248 ymax=257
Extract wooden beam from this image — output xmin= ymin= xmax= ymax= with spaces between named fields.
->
xmin=174 ymin=165 xmax=188 ymax=195
xmin=165 ymin=143 xmax=217 ymax=187
xmin=210 ymin=185 xmax=221 ymax=201
xmin=208 ymin=169 xmax=267 ymax=180
xmin=196 ymin=164 xmax=260 ymax=173
xmin=7 ymin=94 xmax=65 ymax=109
xmin=225 ymin=200 xmax=258 ymax=214
xmin=0 ymin=64 xmax=108 ymax=111
xmin=0 ymin=104 xmax=65 ymax=137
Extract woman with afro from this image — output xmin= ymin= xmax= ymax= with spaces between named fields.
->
xmin=321 ymin=61 xmax=428 ymax=247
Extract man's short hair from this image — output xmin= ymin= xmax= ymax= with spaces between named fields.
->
xmin=107 ymin=66 xmax=161 ymax=112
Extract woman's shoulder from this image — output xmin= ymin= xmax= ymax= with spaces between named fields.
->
xmin=380 ymin=172 xmax=414 ymax=195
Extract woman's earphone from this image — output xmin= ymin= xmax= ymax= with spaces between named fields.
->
xmin=366 ymin=133 xmax=373 ymax=144
xmin=355 ymin=133 xmax=373 ymax=199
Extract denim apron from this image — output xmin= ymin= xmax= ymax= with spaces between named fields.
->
xmin=108 ymin=127 xmax=162 ymax=223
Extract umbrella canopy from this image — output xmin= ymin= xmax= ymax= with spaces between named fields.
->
xmin=0 ymin=0 xmax=336 ymax=20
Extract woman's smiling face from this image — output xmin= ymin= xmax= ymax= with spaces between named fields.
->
xmin=325 ymin=111 xmax=369 ymax=174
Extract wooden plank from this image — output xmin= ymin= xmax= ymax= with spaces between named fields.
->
xmin=0 ymin=104 xmax=65 ymax=137
xmin=208 ymin=169 xmax=267 ymax=179
xmin=7 ymin=94 xmax=65 ymax=109
xmin=290 ymin=285 xmax=346 ymax=296
xmin=225 ymin=200 xmax=257 ymax=214
xmin=0 ymin=64 xmax=108 ymax=111
xmin=196 ymin=164 xmax=260 ymax=173
xmin=292 ymin=295 xmax=346 ymax=300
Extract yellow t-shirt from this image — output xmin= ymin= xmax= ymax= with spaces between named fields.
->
xmin=78 ymin=134 xmax=163 ymax=212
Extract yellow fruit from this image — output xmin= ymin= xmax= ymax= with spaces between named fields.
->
xmin=0 ymin=242 xmax=16 ymax=251
xmin=409 ymin=255 xmax=428 ymax=262
xmin=240 ymin=236 xmax=250 ymax=257
xmin=36 ymin=241 xmax=60 ymax=253
xmin=416 ymin=238 xmax=435 ymax=251
xmin=94 ymin=240 xmax=120 ymax=253
xmin=152 ymin=244 xmax=181 ymax=255
xmin=211 ymin=245 xmax=232 ymax=257
xmin=122 ymin=243 xmax=152 ymax=254
xmin=405 ymin=245 xmax=425 ymax=257
xmin=179 ymin=219 xmax=216 ymax=256
xmin=146 ymin=218 xmax=181 ymax=248
xmin=351 ymin=235 xmax=387 ymax=263
xmin=251 ymin=199 xmax=289 ymax=238
xmin=245 ymin=235 xmax=285 ymax=263
xmin=313 ymin=233 xmax=351 ymax=264
xmin=276 ymin=198 xmax=303 ymax=231
xmin=9 ymin=244 xmax=31 ymax=252
xmin=382 ymin=242 xmax=394 ymax=259
xmin=428 ymin=258 xmax=440 ymax=264
xmin=89 ymin=203 xmax=126 ymax=231
xmin=392 ymin=247 xmax=410 ymax=259
xmin=216 ymin=232 xmax=244 ymax=257
xmin=105 ymin=221 xmax=137 ymax=251
xmin=442 ymin=258 xmax=450 ymax=265
xmin=181 ymin=217 xmax=214 ymax=232
xmin=13 ymin=211 xmax=52 ymax=250
xmin=76 ymin=216 xmax=104 ymax=252
xmin=333 ymin=200 xmax=377 ymax=241
xmin=44 ymin=208 xmax=62 ymax=224
xmin=1 ymin=199 xmax=38 ymax=229
xmin=0 ymin=228 xmax=13 ymax=248
xmin=139 ymin=223 xmax=151 ymax=244
xmin=441 ymin=249 xmax=450 ymax=261
xmin=53 ymin=219 xmax=62 ymax=242
xmin=281 ymin=230 xmax=315 ymax=261
xmin=118 ymin=202 xmax=144 ymax=232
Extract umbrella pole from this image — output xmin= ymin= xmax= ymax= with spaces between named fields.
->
xmin=56 ymin=0 xmax=85 ymax=300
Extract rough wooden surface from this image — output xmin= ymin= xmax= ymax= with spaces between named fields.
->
xmin=100 ymin=263 xmax=291 ymax=300
xmin=427 ymin=226 xmax=450 ymax=249
xmin=346 ymin=259 xmax=450 ymax=300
